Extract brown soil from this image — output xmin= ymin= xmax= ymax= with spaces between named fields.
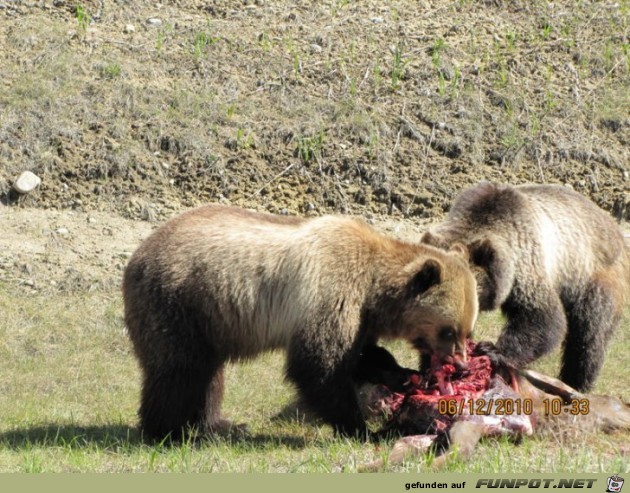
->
xmin=0 ymin=205 xmax=431 ymax=294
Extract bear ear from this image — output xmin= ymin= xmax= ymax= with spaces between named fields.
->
xmin=469 ymin=239 xmax=496 ymax=269
xmin=410 ymin=259 xmax=442 ymax=296
xmin=420 ymin=230 xmax=448 ymax=249
xmin=449 ymin=242 xmax=469 ymax=260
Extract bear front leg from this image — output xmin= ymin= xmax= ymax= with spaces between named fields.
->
xmin=286 ymin=326 xmax=369 ymax=439
xmin=355 ymin=343 xmax=418 ymax=393
xmin=496 ymin=286 xmax=567 ymax=368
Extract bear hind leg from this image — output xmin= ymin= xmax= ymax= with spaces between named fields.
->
xmin=139 ymin=359 xmax=222 ymax=442
xmin=560 ymin=275 xmax=623 ymax=392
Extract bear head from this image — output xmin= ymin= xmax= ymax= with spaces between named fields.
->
xmin=387 ymin=244 xmax=479 ymax=364
xmin=421 ymin=231 xmax=515 ymax=312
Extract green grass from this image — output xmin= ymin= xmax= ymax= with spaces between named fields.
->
xmin=74 ymin=5 xmax=90 ymax=33
xmin=0 ymin=284 xmax=628 ymax=472
xmin=390 ymin=42 xmax=407 ymax=90
xmin=296 ymin=130 xmax=326 ymax=165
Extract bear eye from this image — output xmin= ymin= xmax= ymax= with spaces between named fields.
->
xmin=412 ymin=336 xmax=429 ymax=351
xmin=439 ymin=326 xmax=457 ymax=341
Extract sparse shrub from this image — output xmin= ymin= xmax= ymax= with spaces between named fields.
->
xmin=540 ymin=19 xmax=553 ymax=40
xmin=430 ymin=38 xmax=446 ymax=69
xmin=156 ymin=30 xmax=165 ymax=53
xmin=75 ymin=5 xmax=90 ymax=32
xmin=349 ymin=77 xmax=358 ymax=97
xmin=373 ymin=60 xmax=382 ymax=92
xmin=258 ymin=32 xmax=271 ymax=52
xmin=437 ymin=71 xmax=447 ymax=96
xmin=506 ymin=31 xmax=518 ymax=52
xmin=235 ymin=128 xmax=254 ymax=150
xmin=296 ymin=131 xmax=326 ymax=165
xmin=390 ymin=43 xmax=407 ymax=90
xmin=192 ymin=29 xmax=220 ymax=61
xmin=100 ymin=63 xmax=122 ymax=79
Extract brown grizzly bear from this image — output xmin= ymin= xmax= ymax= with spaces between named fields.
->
xmin=421 ymin=182 xmax=628 ymax=391
xmin=123 ymin=204 xmax=478 ymax=440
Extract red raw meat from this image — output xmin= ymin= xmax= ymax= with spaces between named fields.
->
xmin=384 ymin=340 xmax=496 ymax=434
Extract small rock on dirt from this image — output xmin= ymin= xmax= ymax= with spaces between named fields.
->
xmin=146 ymin=18 xmax=162 ymax=27
xmin=13 ymin=171 xmax=41 ymax=194
xmin=124 ymin=24 xmax=135 ymax=34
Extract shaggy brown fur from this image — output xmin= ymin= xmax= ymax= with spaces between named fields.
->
xmin=123 ymin=205 xmax=478 ymax=440
xmin=422 ymin=182 xmax=629 ymax=391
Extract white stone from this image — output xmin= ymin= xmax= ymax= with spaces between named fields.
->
xmin=13 ymin=171 xmax=41 ymax=194
xmin=124 ymin=24 xmax=135 ymax=33
xmin=146 ymin=18 xmax=162 ymax=27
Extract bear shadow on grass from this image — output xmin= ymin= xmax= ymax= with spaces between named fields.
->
xmin=272 ymin=399 xmax=321 ymax=425
xmin=0 ymin=423 xmax=308 ymax=450
xmin=0 ymin=424 xmax=142 ymax=449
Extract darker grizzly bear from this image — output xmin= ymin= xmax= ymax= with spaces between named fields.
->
xmin=123 ymin=204 xmax=478 ymax=440
xmin=421 ymin=182 xmax=628 ymax=391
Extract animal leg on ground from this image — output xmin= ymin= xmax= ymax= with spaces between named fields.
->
xmin=286 ymin=324 xmax=368 ymax=438
xmin=139 ymin=357 xmax=219 ymax=441
xmin=496 ymin=287 xmax=567 ymax=368
xmin=560 ymin=276 xmax=622 ymax=391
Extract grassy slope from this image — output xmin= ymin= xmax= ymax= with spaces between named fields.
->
xmin=0 ymin=286 xmax=628 ymax=473
xmin=0 ymin=0 xmax=628 ymax=219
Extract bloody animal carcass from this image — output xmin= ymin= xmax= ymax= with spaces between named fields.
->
xmin=358 ymin=341 xmax=630 ymax=471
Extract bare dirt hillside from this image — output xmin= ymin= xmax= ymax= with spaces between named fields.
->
xmin=0 ymin=0 xmax=628 ymax=224
xmin=0 ymin=205 xmax=431 ymax=294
